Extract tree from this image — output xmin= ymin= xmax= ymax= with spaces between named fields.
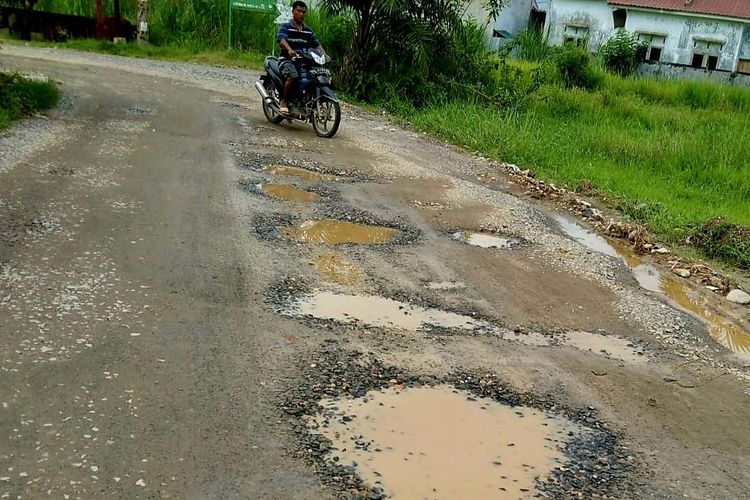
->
xmin=321 ymin=0 xmax=505 ymax=99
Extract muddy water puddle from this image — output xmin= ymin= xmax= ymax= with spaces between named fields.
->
xmin=284 ymin=291 xmax=492 ymax=332
xmin=258 ymin=183 xmax=322 ymax=202
xmin=452 ymin=231 xmax=522 ymax=250
xmin=554 ymin=213 xmax=750 ymax=360
xmin=282 ymin=220 xmax=397 ymax=245
xmin=661 ymin=278 xmax=750 ymax=361
xmin=554 ymin=213 xmax=661 ymax=291
xmin=263 ymin=165 xmax=341 ymax=182
xmin=264 ymin=164 xmax=339 ymax=181
xmin=552 ymin=214 xmax=620 ymax=259
xmin=312 ymin=253 xmax=364 ymax=286
xmin=563 ymin=331 xmax=646 ymax=363
xmin=314 ymin=385 xmax=573 ymax=499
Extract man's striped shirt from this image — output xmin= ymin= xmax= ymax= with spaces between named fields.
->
xmin=276 ymin=21 xmax=320 ymax=58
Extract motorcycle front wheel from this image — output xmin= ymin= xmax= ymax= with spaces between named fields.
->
xmin=262 ymin=81 xmax=284 ymax=124
xmin=311 ymin=97 xmax=341 ymax=138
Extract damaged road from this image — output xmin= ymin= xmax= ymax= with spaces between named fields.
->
xmin=1 ymin=45 xmax=750 ymax=499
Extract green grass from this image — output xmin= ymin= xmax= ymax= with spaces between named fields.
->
xmin=10 ymin=37 xmax=266 ymax=69
xmin=0 ymin=72 xmax=60 ymax=131
xmin=393 ymin=75 xmax=750 ymax=268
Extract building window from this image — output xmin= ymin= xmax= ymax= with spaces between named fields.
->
xmin=738 ymin=59 xmax=750 ymax=75
xmin=564 ymin=25 xmax=589 ymax=46
xmin=691 ymin=39 xmax=724 ymax=70
xmin=636 ymin=33 xmax=666 ymax=63
xmin=613 ymin=9 xmax=627 ymax=29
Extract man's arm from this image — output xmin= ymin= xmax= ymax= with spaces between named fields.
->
xmin=311 ymin=31 xmax=324 ymax=55
xmin=279 ymin=39 xmax=299 ymax=59
xmin=276 ymin=22 xmax=298 ymax=58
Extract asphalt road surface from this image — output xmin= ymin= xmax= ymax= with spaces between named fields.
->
xmin=1 ymin=46 xmax=749 ymax=499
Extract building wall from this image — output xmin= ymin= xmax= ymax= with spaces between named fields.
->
xmin=639 ymin=62 xmax=750 ymax=86
xmin=626 ymin=9 xmax=745 ymax=70
xmin=466 ymin=0 xmax=498 ymax=45
xmin=546 ymin=0 xmax=749 ymax=72
xmin=493 ymin=0 xmax=535 ymax=35
xmin=545 ymin=0 xmax=615 ymax=50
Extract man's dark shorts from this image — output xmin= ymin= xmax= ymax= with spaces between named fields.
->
xmin=279 ymin=59 xmax=299 ymax=80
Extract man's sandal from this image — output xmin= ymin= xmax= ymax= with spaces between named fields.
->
xmin=279 ymin=105 xmax=289 ymax=115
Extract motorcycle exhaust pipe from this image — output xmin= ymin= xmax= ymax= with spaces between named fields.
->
xmin=254 ymin=81 xmax=273 ymax=104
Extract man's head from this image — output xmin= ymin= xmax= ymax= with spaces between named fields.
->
xmin=291 ymin=1 xmax=307 ymax=23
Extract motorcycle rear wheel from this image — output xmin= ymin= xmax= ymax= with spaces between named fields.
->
xmin=311 ymin=97 xmax=340 ymax=138
xmin=262 ymin=81 xmax=284 ymax=124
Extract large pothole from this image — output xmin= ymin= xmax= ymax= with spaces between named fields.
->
xmin=451 ymin=231 xmax=523 ymax=250
xmin=283 ymin=290 xmax=493 ymax=333
xmin=282 ymin=347 xmax=643 ymax=499
xmin=282 ymin=220 xmax=399 ymax=245
xmin=279 ymin=289 xmax=650 ymax=359
xmin=314 ymin=385 xmax=573 ymax=498
xmin=264 ymin=164 xmax=341 ymax=182
xmin=313 ymin=253 xmax=365 ymax=286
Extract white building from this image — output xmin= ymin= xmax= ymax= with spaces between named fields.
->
xmin=545 ymin=0 xmax=750 ymax=74
xmin=466 ymin=0 xmax=550 ymax=49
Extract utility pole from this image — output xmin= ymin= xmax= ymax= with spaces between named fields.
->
xmin=138 ymin=0 xmax=149 ymax=45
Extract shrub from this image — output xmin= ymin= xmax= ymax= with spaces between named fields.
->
xmin=0 ymin=72 xmax=59 ymax=130
xmin=689 ymin=218 xmax=750 ymax=269
xmin=599 ymin=29 xmax=645 ymax=76
xmin=507 ymin=28 xmax=551 ymax=62
xmin=554 ymin=44 xmax=601 ymax=89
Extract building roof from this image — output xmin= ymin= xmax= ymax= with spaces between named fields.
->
xmin=607 ymin=0 xmax=750 ymax=21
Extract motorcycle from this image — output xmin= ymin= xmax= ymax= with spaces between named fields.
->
xmin=254 ymin=49 xmax=341 ymax=138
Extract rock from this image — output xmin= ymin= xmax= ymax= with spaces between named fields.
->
xmin=674 ymin=269 xmax=691 ymax=278
xmin=726 ymin=289 xmax=750 ymax=305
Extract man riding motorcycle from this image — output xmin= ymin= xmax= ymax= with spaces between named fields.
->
xmin=276 ymin=1 xmax=326 ymax=115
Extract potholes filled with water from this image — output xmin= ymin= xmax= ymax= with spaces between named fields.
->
xmin=280 ymin=289 xmax=651 ymax=359
xmin=314 ymin=385 xmax=573 ymax=499
xmin=258 ymin=183 xmax=322 ymax=202
xmin=283 ymin=290 xmax=492 ymax=333
xmin=312 ymin=253 xmax=364 ymax=286
xmin=562 ymin=331 xmax=646 ymax=364
xmin=283 ymin=348 xmax=640 ymax=499
xmin=552 ymin=213 xmax=621 ymax=259
xmin=452 ymin=231 xmax=523 ymax=250
xmin=661 ymin=277 xmax=750 ymax=361
xmin=264 ymin=164 xmax=340 ymax=182
xmin=282 ymin=220 xmax=398 ymax=245
xmin=553 ymin=213 xmax=750 ymax=359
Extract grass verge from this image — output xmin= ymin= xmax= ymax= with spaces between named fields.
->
xmin=3 ymin=36 xmax=266 ymax=70
xmin=387 ymin=76 xmax=750 ymax=269
xmin=0 ymin=72 xmax=60 ymax=131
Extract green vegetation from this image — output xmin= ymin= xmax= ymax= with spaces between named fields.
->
xmin=599 ymin=29 xmax=645 ymax=76
xmin=6 ymin=0 xmax=750 ymax=268
xmin=20 ymin=37 xmax=266 ymax=68
xmin=387 ymin=69 xmax=750 ymax=268
xmin=0 ymin=72 xmax=59 ymax=130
